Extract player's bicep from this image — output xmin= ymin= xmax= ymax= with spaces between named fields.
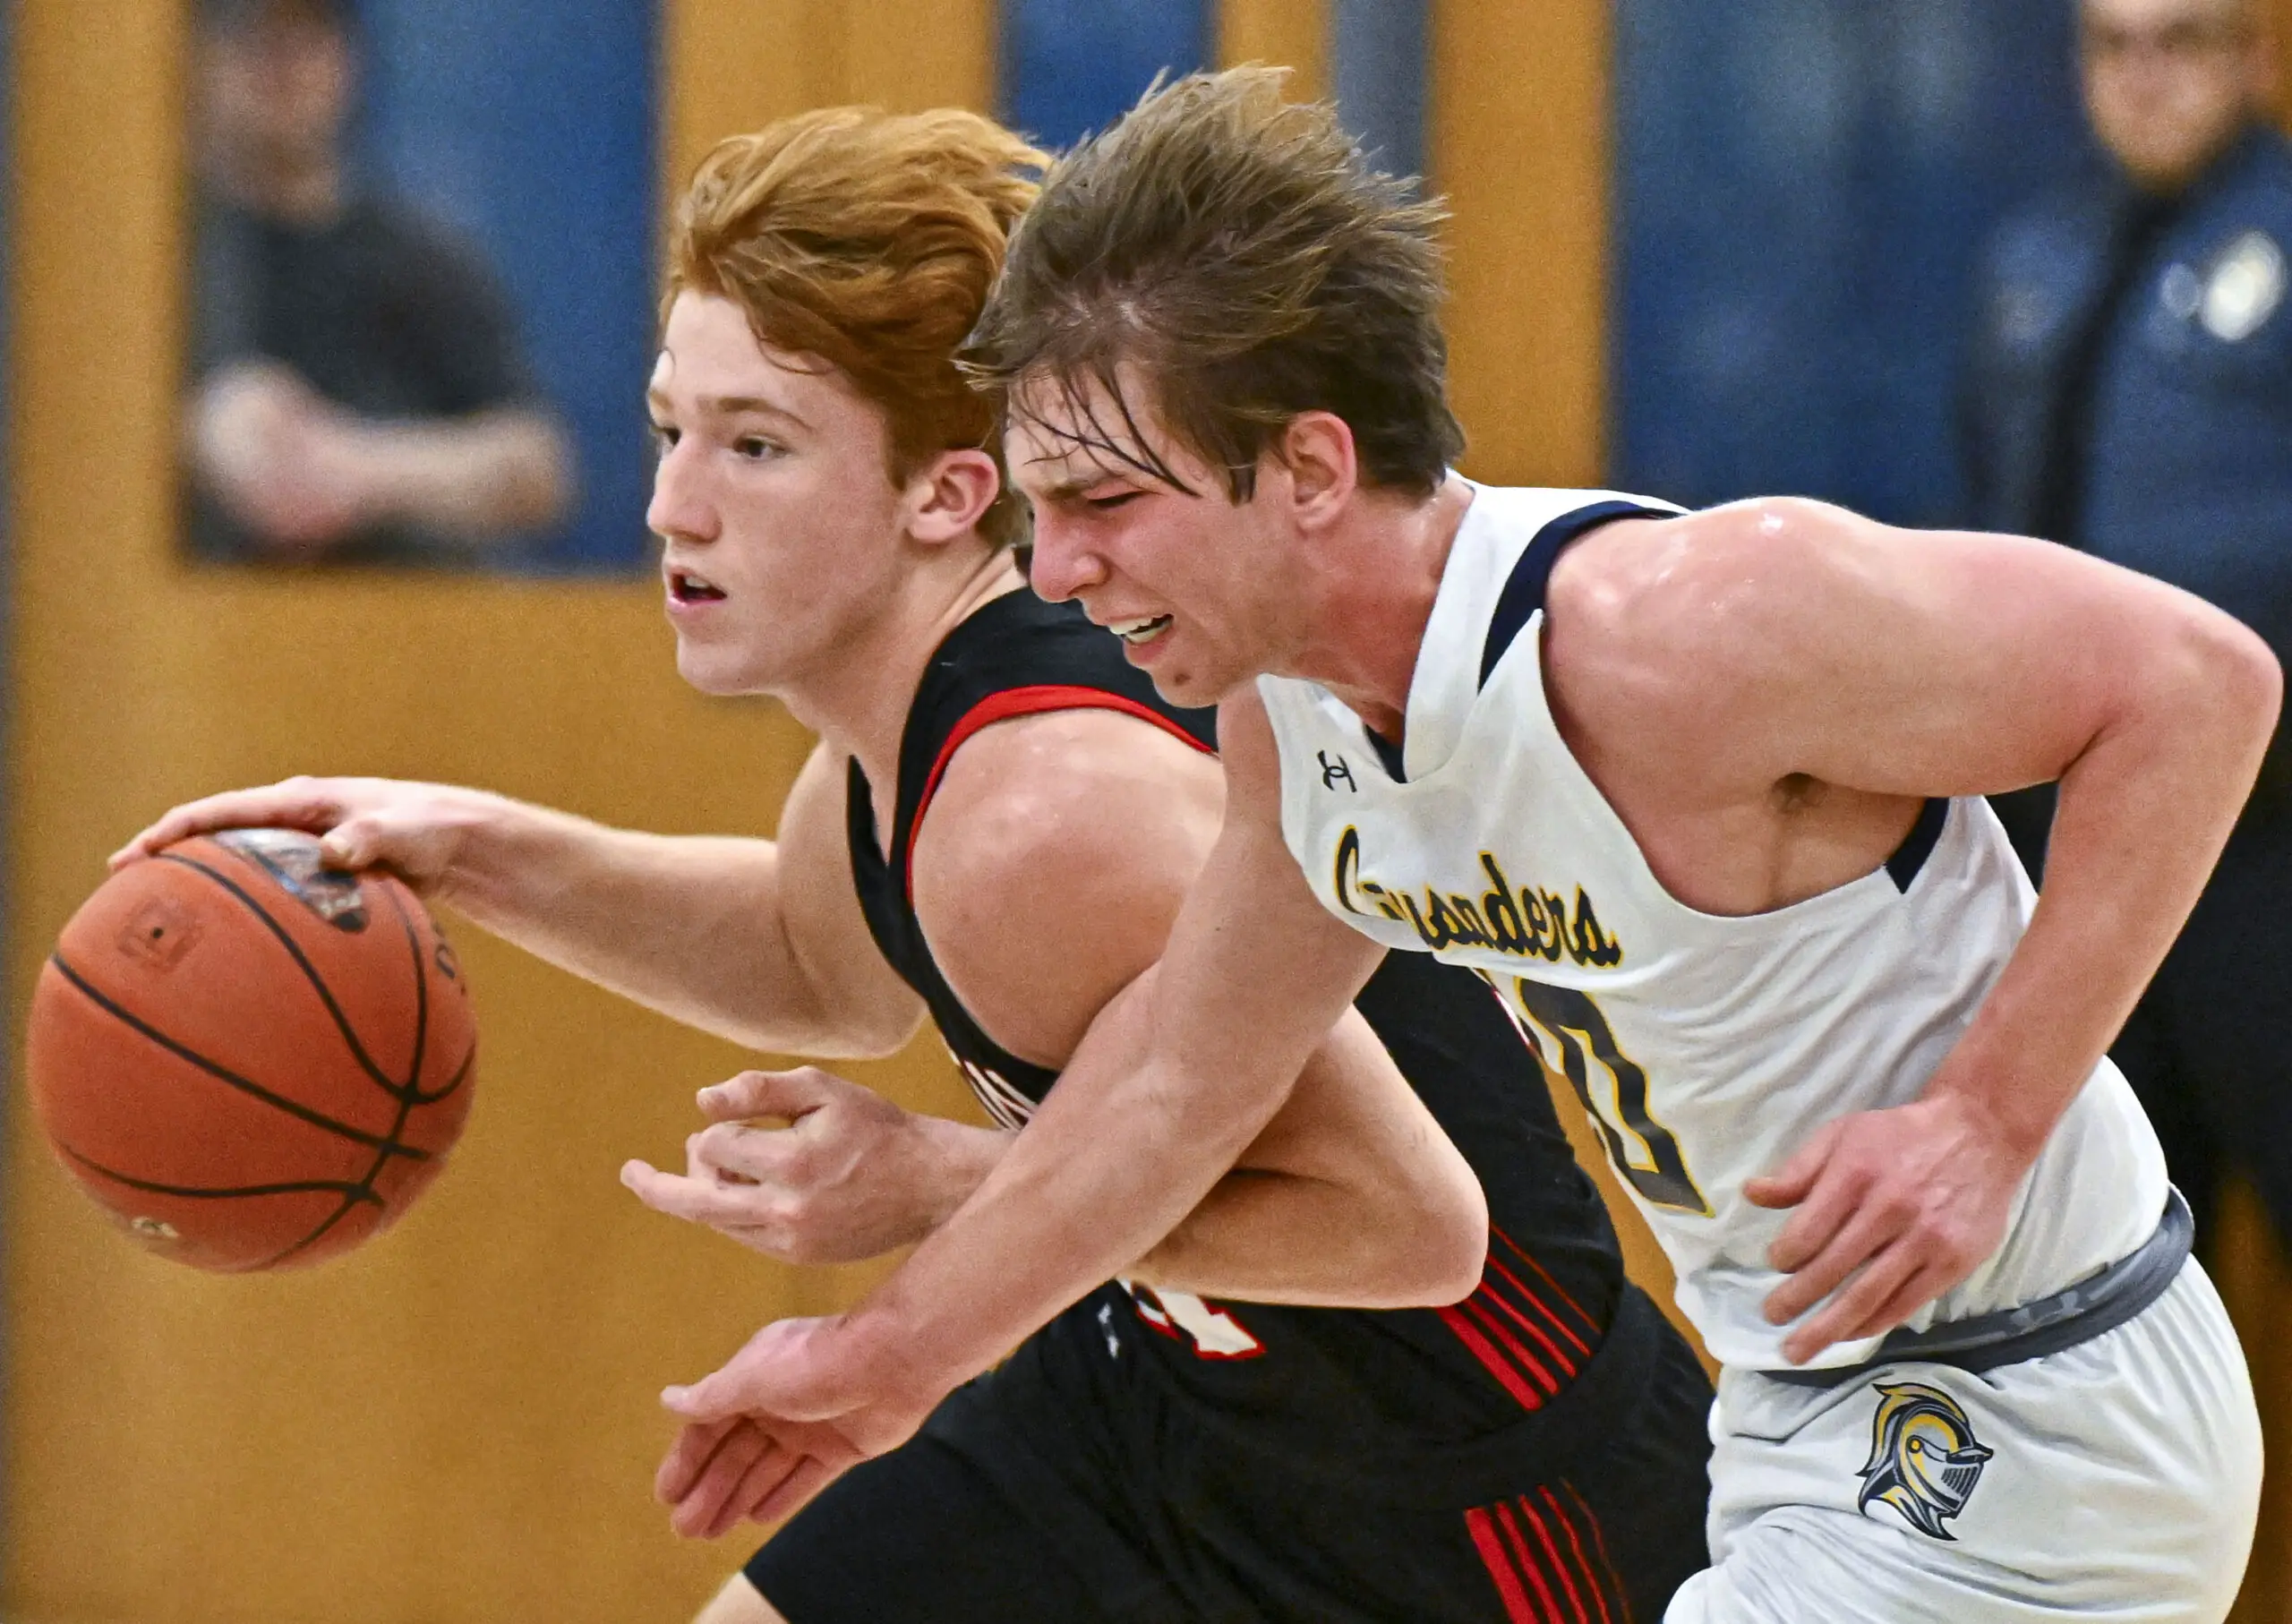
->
xmin=912 ymin=710 xmax=1224 ymax=1069
xmin=773 ymin=744 xmax=927 ymax=1056
xmin=1646 ymin=501 xmax=2271 ymax=798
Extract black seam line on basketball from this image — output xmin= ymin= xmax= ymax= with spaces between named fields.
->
xmin=259 ymin=1059 xmax=423 ymax=1267
xmin=416 ymin=1045 xmax=475 ymax=1109
xmin=56 ymin=1141 xmax=385 ymax=1206
xmin=260 ymin=891 xmax=442 ymax=1269
xmin=156 ymin=851 xmax=430 ymax=1106
xmin=252 ymin=1192 xmax=370 ymax=1269
xmin=381 ymin=881 xmax=438 ymax=1100
xmin=46 ymin=953 xmax=431 ymax=1162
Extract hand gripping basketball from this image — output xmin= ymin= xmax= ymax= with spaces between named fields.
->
xmin=110 ymin=775 xmax=501 ymax=899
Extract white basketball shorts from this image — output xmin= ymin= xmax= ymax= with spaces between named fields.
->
xmin=1665 ymin=1261 xmax=2262 ymax=1622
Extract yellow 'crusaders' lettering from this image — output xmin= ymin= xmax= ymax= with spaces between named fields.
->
xmin=1332 ymin=826 xmax=1623 ymax=968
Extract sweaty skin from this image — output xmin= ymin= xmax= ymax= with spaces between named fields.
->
xmin=654 ymin=377 xmax=2278 ymax=1489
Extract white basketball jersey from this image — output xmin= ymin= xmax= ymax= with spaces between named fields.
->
xmin=1258 ymin=483 xmax=2168 ymax=1371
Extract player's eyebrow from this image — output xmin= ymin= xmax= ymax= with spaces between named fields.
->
xmin=1031 ymin=472 xmax=1118 ymax=502
xmin=646 ymin=387 xmax=811 ymax=432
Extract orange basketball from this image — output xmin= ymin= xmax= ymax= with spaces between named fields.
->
xmin=24 ymin=828 xmax=477 ymax=1271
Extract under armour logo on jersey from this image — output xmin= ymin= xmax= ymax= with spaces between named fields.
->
xmin=1319 ymin=751 xmax=1357 ymax=791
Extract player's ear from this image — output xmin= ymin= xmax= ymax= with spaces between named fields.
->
xmin=904 ymin=449 xmax=1002 ymax=546
xmin=1276 ymin=412 xmax=1359 ymax=532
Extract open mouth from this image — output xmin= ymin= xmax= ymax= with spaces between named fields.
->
xmin=1108 ymin=614 xmax=1172 ymax=646
xmin=668 ymin=568 xmax=726 ymax=604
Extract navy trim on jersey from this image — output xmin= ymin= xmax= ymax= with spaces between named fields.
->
xmin=1363 ymin=725 xmax=1409 ymax=783
xmin=1477 ymin=501 xmax=1674 ymax=689
xmin=1885 ymin=796 xmax=1951 ymax=892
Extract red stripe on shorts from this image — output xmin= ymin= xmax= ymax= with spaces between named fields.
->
xmin=1496 ymin=1500 xmax=1569 ymax=1621
xmin=1541 ymin=1486 xmax=1615 ymax=1624
xmin=1436 ymin=1304 xmax=1548 ymax=1412
xmin=1518 ymin=1493 xmax=1592 ymax=1624
xmin=1466 ymin=1505 xmax=1546 ymax=1623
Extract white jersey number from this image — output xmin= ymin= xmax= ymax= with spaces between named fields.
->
xmin=1121 ymin=1282 xmax=1266 ymax=1359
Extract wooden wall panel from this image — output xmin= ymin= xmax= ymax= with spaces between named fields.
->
xmin=1218 ymin=0 xmax=1328 ymax=102
xmin=2277 ymin=0 xmax=2292 ymax=123
xmin=4 ymin=2 xmax=986 ymax=1620
xmin=1432 ymin=0 xmax=1608 ymax=490
xmin=664 ymin=0 xmax=994 ymax=188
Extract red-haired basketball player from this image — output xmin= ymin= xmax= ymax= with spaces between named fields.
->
xmin=119 ymin=107 xmax=1715 ymax=1622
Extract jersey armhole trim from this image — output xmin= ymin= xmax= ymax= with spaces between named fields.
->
xmin=1478 ymin=501 xmax=1678 ymax=689
xmin=902 ymin=684 xmax=1219 ymax=891
xmin=1885 ymin=797 xmax=1951 ymax=892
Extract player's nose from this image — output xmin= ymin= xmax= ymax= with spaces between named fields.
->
xmin=1025 ymin=513 xmax=1104 ymax=603
xmin=646 ymin=445 xmax=717 ymax=546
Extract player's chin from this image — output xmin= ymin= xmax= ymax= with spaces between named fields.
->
xmin=1142 ymin=656 xmax=1251 ymax=712
xmin=671 ymin=639 xmax=770 ymax=699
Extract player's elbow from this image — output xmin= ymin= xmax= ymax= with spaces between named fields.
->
xmin=2213 ymin=618 xmax=2282 ymax=748
xmin=2157 ymin=601 xmax=2282 ymax=760
xmin=1381 ymin=1161 xmax=1492 ymax=1308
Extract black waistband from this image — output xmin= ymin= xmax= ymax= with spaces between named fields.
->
xmin=1763 ymin=1188 xmax=2194 ymax=1389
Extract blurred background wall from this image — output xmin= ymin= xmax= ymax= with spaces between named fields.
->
xmin=4 ymin=1 xmax=2288 ymax=1619
xmin=350 ymin=0 xmax=660 ymax=572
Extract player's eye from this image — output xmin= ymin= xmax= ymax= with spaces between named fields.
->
xmin=648 ymin=423 xmax=679 ymax=453
xmin=733 ymin=436 xmax=781 ymax=461
xmin=1086 ymin=491 xmax=1141 ymax=511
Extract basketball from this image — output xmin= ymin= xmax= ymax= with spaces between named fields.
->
xmin=24 ymin=828 xmax=477 ymax=1271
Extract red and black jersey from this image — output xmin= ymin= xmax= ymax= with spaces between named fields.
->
xmin=846 ymin=587 xmax=1636 ymax=1458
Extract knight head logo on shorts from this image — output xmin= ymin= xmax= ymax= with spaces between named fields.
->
xmin=1855 ymin=1382 xmax=1994 ymax=1541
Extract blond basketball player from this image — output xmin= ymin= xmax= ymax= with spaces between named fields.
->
xmin=657 ymin=73 xmax=2276 ymax=1621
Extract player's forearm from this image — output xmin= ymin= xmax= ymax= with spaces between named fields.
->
xmin=357 ymin=409 xmax=573 ymax=540
xmin=1130 ymin=1163 xmax=1485 ymax=1307
xmin=1929 ymin=611 xmax=2280 ymax=1154
xmin=904 ymin=1090 xmax=1480 ymax=1307
xmin=1133 ymin=1010 xmax=1485 ymax=1305
xmin=440 ymin=799 xmax=869 ymax=1054
xmin=851 ymin=1041 xmax=1304 ymax=1399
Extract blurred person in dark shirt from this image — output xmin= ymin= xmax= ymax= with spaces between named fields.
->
xmin=184 ymin=0 xmax=572 ymax=565
xmin=1963 ymin=0 xmax=2290 ymax=1249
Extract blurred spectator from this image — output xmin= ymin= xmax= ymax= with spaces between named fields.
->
xmin=1963 ymin=0 xmax=2289 ymax=1249
xmin=184 ymin=0 xmax=571 ymax=565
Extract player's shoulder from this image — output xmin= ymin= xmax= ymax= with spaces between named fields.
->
xmin=913 ymin=704 xmax=1222 ymax=910
xmin=909 ymin=705 xmax=1224 ymax=1065
xmin=1544 ymin=496 xmax=1873 ymax=695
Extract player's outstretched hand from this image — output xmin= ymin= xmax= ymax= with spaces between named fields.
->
xmin=1745 ymin=1093 xmax=2020 ymax=1364
xmin=108 ymin=775 xmax=496 ymax=896
xmin=658 ymin=1313 xmax=937 ymax=1531
xmin=621 ymin=1067 xmax=994 ymax=1265
xmin=654 ymin=1412 xmax=859 ymax=1539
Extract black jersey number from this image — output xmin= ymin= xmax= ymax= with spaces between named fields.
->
xmin=1506 ymin=978 xmax=1711 ymax=1216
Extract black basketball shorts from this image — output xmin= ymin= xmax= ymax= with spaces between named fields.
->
xmin=744 ymin=1286 xmax=1714 ymax=1623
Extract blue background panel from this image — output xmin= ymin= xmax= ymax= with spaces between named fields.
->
xmin=1613 ymin=0 xmax=2098 ymax=526
xmin=354 ymin=0 xmax=658 ymax=572
xmin=1000 ymin=0 xmax=1210 ymax=150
